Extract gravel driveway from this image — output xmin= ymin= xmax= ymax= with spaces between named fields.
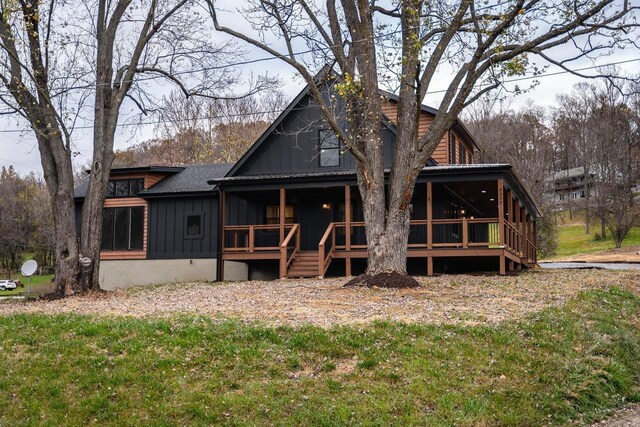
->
xmin=1 ymin=269 xmax=638 ymax=327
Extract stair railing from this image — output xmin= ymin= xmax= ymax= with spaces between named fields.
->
xmin=279 ymin=224 xmax=300 ymax=279
xmin=318 ymin=223 xmax=336 ymax=278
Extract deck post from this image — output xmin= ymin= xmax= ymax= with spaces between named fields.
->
xmin=279 ymin=188 xmax=286 ymax=244
xmin=520 ymin=205 xmax=526 ymax=257
xmin=497 ymin=179 xmax=504 ymax=246
xmin=533 ymin=219 xmax=537 ymax=263
xmin=462 ymin=217 xmax=468 ymax=248
xmin=426 ymin=182 xmax=433 ymax=249
xmin=514 ymin=199 xmax=520 ymax=255
xmin=505 ymin=189 xmax=512 ymax=250
xmin=427 ymin=256 xmax=433 ymax=276
xmin=220 ymin=190 xmax=226 ymax=281
xmin=345 ymin=185 xmax=352 ymax=276
xmin=498 ymin=179 xmax=506 ymax=276
xmin=279 ymin=188 xmax=286 ymax=278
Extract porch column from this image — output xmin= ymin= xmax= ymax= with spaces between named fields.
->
xmin=279 ymin=187 xmax=286 ymax=243
xmin=523 ymin=212 xmax=529 ymax=261
xmin=505 ymin=188 xmax=512 ymax=252
xmin=533 ymin=218 xmax=537 ymax=263
xmin=220 ymin=190 xmax=226 ymax=281
xmin=426 ymin=182 xmax=433 ymax=276
xmin=497 ymin=179 xmax=505 ymax=275
xmin=345 ymin=185 xmax=352 ymax=277
xmin=514 ymin=199 xmax=521 ymax=258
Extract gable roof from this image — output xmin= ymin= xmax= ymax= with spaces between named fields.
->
xmin=74 ymin=163 xmax=233 ymax=199
xmin=140 ymin=163 xmax=233 ymax=196
xmin=226 ymin=79 xmax=480 ymax=178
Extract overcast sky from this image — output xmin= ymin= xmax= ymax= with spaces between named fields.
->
xmin=1 ymin=4 xmax=638 ymax=176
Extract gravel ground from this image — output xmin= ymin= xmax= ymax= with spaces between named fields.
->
xmin=591 ymin=405 xmax=640 ymax=427
xmin=0 ymin=269 xmax=638 ymax=327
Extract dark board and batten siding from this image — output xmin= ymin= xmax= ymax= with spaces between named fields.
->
xmin=234 ymin=94 xmax=397 ymax=177
xmin=147 ymin=196 xmax=218 ymax=259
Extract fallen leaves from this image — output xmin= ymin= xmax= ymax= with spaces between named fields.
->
xmin=0 ymin=269 xmax=638 ymax=328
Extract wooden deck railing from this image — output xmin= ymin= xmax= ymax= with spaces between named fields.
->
xmin=223 ymin=217 xmax=538 ymax=276
xmin=503 ymin=221 xmax=521 ymax=256
xmin=223 ymin=224 xmax=296 ymax=252
xmin=317 ymin=223 xmax=336 ymax=278
xmin=279 ymin=224 xmax=300 ymax=278
xmin=324 ymin=218 xmax=503 ymax=251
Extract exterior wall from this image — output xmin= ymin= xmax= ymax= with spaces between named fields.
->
xmin=147 ymin=196 xmax=219 ymax=259
xmin=235 ymin=93 xmax=397 ymax=176
xmin=381 ymin=100 xmax=474 ymax=165
xmin=99 ymin=258 xmax=249 ymax=291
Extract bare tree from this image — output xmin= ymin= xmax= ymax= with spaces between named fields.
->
xmin=590 ymin=82 xmax=640 ymax=247
xmin=208 ymin=0 xmax=638 ymax=285
xmin=0 ymin=166 xmax=55 ymax=273
xmin=467 ymin=99 xmax=554 ymax=201
xmin=0 ymin=0 xmax=262 ymax=295
xmin=555 ymin=84 xmax=598 ymax=232
xmin=113 ymin=90 xmax=288 ymax=166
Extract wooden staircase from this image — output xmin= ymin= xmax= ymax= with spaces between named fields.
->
xmin=287 ymin=251 xmax=320 ymax=278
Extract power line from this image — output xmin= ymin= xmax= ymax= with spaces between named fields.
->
xmin=0 ymin=56 xmax=636 ymax=135
xmin=0 ymin=0 xmax=526 ymax=91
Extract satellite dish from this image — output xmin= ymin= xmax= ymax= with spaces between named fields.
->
xmin=21 ymin=260 xmax=37 ymax=277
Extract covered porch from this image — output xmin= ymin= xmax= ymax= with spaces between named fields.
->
xmin=214 ymin=165 xmax=539 ymax=280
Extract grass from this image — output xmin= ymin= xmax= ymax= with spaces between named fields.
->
xmin=1 ymin=287 xmax=640 ymax=426
xmin=547 ymin=209 xmax=640 ymax=259
xmin=0 ymin=274 xmax=54 ymax=296
xmin=553 ymin=225 xmax=640 ymax=258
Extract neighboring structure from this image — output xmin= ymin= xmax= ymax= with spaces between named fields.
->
xmin=546 ymin=166 xmax=594 ymax=203
xmin=76 ymin=82 xmax=540 ymax=290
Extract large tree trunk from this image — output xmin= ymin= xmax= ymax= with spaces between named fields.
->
xmin=37 ymin=133 xmax=82 ymax=297
xmin=79 ymin=162 xmax=112 ymax=292
xmin=51 ymin=189 xmax=81 ymax=296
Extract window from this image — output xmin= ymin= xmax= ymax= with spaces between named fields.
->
xmin=265 ymin=205 xmax=295 ymax=224
xmin=105 ymin=178 xmax=145 ymax=198
xmin=185 ymin=214 xmax=203 ymax=239
xmin=459 ymin=143 xmax=467 ymax=165
xmin=448 ymin=132 xmax=456 ymax=163
xmin=101 ymin=207 xmax=144 ymax=251
xmin=319 ymin=130 xmax=340 ymax=167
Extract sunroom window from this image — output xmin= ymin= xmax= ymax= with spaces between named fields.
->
xmin=101 ymin=207 xmax=144 ymax=251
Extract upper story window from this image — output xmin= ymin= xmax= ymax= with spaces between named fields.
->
xmin=319 ymin=130 xmax=340 ymax=167
xmin=459 ymin=143 xmax=467 ymax=165
xmin=448 ymin=132 xmax=456 ymax=164
xmin=106 ymin=178 xmax=145 ymax=198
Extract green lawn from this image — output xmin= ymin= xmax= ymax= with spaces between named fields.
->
xmin=1 ymin=287 xmax=639 ymax=425
xmin=552 ymin=224 xmax=640 ymax=258
xmin=0 ymin=274 xmax=54 ymax=296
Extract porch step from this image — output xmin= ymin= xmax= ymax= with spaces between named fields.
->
xmin=287 ymin=251 xmax=320 ymax=278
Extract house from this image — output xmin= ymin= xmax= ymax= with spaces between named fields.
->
xmin=75 ymin=81 xmax=540 ymax=290
xmin=546 ymin=166 xmax=594 ymax=203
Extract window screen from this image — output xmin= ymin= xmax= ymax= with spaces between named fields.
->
xmin=101 ymin=206 xmax=144 ymax=251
